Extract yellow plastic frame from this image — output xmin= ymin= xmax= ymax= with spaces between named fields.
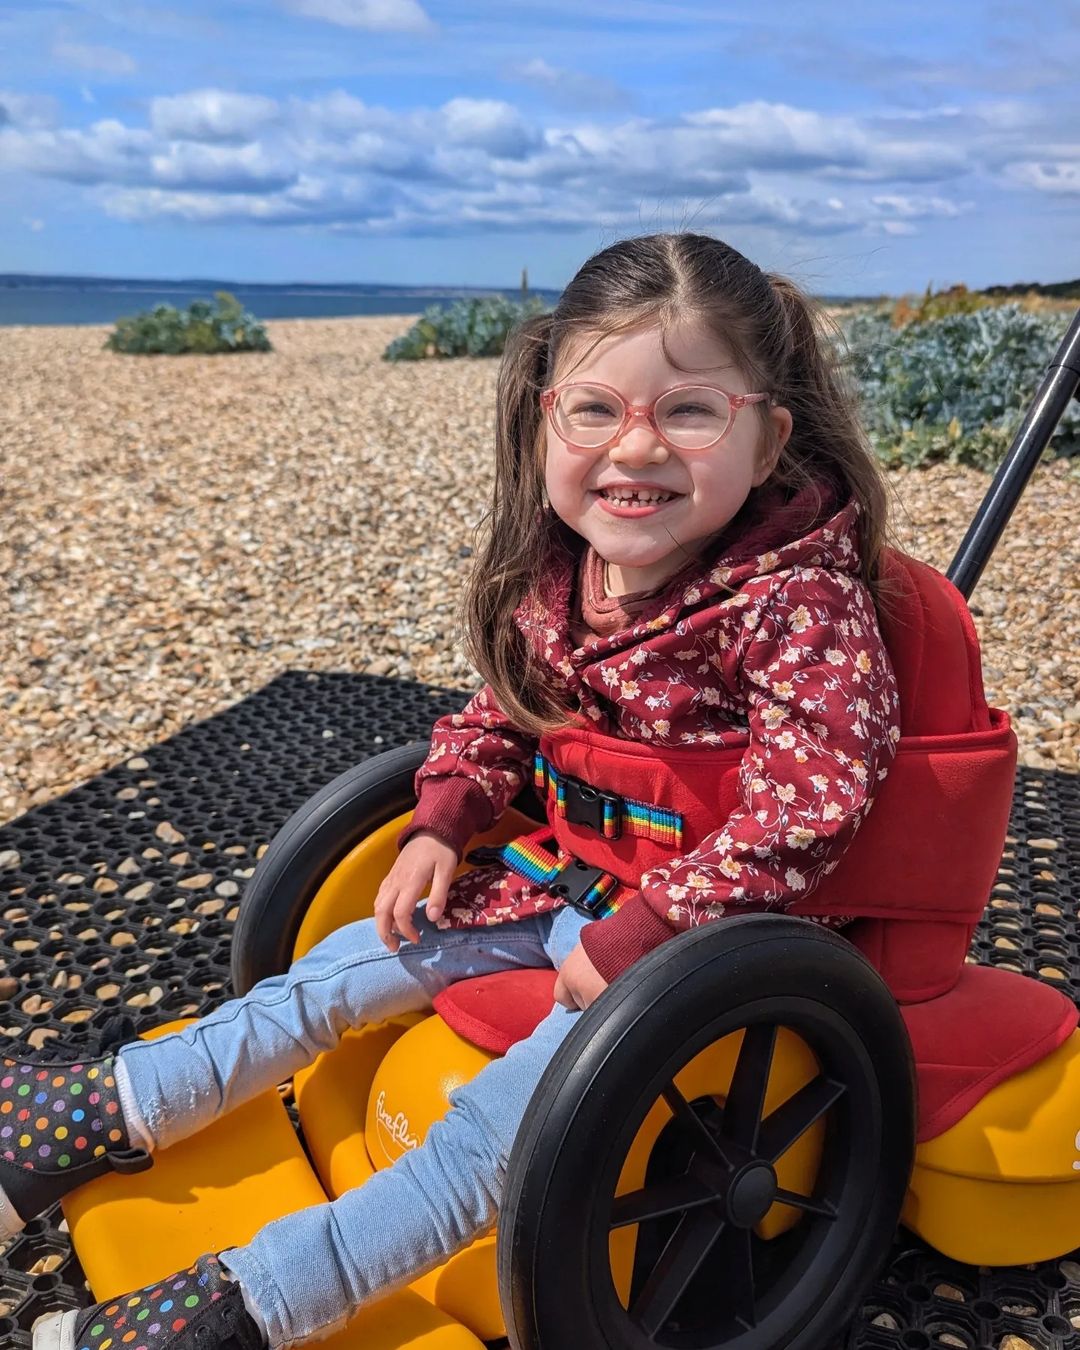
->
xmin=60 ymin=801 xmax=1080 ymax=1348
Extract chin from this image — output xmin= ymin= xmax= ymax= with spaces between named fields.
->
xmin=586 ymin=530 xmax=668 ymax=560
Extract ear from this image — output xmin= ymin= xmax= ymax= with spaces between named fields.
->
xmin=752 ymin=403 xmax=792 ymax=486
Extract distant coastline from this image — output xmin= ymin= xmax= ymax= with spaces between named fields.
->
xmin=0 ymin=273 xmax=565 ymax=327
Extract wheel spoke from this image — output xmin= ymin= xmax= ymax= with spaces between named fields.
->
xmin=722 ymin=1023 xmax=777 ymax=1152
xmin=712 ymin=1220 xmax=756 ymax=1329
xmin=630 ymin=1205 xmax=726 ymax=1338
xmin=757 ymin=1074 xmax=846 ymax=1163
xmin=773 ymin=1186 xmax=838 ymax=1220
xmin=661 ymin=1082 xmax=732 ymax=1168
xmin=610 ymin=1174 xmax=715 ymax=1229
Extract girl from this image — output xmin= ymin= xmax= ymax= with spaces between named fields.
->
xmin=9 ymin=231 xmax=898 ymax=1350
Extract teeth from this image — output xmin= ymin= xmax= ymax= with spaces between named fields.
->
xmin=601 ymin=488 xmax=676 ymax=503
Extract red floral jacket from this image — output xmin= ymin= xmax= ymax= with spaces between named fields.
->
xmin=398 ymin=489 xmax=900 ymax=983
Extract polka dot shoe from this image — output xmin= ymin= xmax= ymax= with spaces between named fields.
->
xmin=0 ymin=1051 xmax=151 ymax=1240
xmin=33 ymin=1254 xmax=265 ymax=1350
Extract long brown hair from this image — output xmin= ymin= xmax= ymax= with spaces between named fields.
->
xmin=461 ymin=231 xmax=889 ymax=737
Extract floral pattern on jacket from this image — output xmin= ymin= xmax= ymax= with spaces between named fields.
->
xmin=404 ymin=494 xmax=901 ymax=971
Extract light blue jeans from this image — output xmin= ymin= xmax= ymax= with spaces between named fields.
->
xmin=116 ymin=902 xmax=593 ymax=1348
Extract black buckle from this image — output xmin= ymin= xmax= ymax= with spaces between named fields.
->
xmin=464 ymin=845 xmax=504 ymax=866
xmin=561 ymin=774 xmax=622 ymax=840
xmin=109 ymin=1147 xmax=154 ymax=1175
xmin=547 ymin=858 xmax=612 ymax=915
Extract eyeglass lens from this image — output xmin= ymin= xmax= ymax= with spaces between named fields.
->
xmin=552 ymin=384 xmax=732 ymax=448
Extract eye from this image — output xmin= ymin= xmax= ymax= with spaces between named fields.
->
xmin=667 ymin=402 xmax=715 ymax=418
xmin=657 ymin=388 xmax=731 ymax=422
xmin=562 ymin=394 xmax=620 ymax=419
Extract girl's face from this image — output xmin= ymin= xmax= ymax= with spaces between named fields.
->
xmin=543 ymin=317 xmax=792 ymax=595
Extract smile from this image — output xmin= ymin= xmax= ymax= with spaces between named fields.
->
xmin=592 ymin=488 xmax=683 ymax=517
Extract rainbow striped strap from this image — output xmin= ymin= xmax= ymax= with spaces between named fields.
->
xmin=465 ymin=826 xmax=627 ymax=919
xmin=533 ymin=752 xmax=684 ymax=848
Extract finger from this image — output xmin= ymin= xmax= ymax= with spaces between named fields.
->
xmin=552 ymin=973 xmax=574 ymax=1010
xmin=425 ymin=864 xmax=454 ymax=922
xmin=374 ymin=895 xmax=400 ymax=952
xmin=394 ymin=896 xmax=422 ymax=945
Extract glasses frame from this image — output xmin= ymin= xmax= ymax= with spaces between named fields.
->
xmin=540 ymin=380 xmax=770 ymax=453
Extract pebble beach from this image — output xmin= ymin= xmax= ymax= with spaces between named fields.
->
xmin=1 ymin=313 xmax=1077 ymax=827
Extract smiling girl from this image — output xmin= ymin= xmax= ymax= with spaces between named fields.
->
xmin=16 ymin=232 xmax=897 ymax=1350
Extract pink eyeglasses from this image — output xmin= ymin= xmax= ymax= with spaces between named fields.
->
xmin=540 ymin=380 xmax=770 ymax=452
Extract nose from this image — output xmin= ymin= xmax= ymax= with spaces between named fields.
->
xmin=610 ymin=414 xmax=669 ymax=465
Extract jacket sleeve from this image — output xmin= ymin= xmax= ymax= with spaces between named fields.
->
xmin=580 ymin=570 xmax=901 ymax=984
xmin=396 ymin=683 xmax=539 ymax=861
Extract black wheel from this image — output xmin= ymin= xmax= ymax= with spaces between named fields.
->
xmin=498 ymin=915 xmax=916 ymax=1350
xmin=230 ymin=742 xmax=430 ymax=993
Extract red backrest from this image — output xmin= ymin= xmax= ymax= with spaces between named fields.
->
xmin=846 ymin=548 xmax=1010 ymax=1001
xmin=876 ymin=547 xmax=992 ymax=735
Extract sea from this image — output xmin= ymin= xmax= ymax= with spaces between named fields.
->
xmin=0 ymin=275 xmax=564 ymax=327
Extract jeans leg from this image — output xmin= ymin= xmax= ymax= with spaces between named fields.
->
xmin=118 ymin=906 xmax=558 ymax=1151
xmin=542 ymin=902 xmax=597 ymax=968
xmin=221 ymin=999 xmax=583 ymax=1348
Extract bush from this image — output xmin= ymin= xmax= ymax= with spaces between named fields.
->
xmin=383 ymin=295 xmax=550 ymax=361
xmin=105 ymin=291 xmax=272 ymax=355
xmin=889 ymin=282 xmax=998 ymax=329
xmin=836 ymin=304 xmax=1080 ymax=469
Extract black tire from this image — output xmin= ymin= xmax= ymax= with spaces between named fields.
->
xmin=498 ymin=915 xmax=916 ymax=1350
xmin=230 ymin=742 xmax=430 ymax=994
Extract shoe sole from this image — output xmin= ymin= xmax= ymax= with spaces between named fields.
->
xmin=32 ymin=1307 xmax=78 ymax=1350
xmin=0 ymin=1178 xmax=25 ymax=1241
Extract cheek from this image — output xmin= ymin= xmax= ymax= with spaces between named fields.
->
xmin=543 ymin=437 xmax=587 ymax=496
xmin=542 ymin=431 xmax=559 ymax=486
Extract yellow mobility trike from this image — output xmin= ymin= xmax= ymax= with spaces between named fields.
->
xmin=60 ymin=309 xmax=1080 ymax=1350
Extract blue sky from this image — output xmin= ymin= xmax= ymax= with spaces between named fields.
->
xmin=1 ymin=0 xmax=1077 ymax=295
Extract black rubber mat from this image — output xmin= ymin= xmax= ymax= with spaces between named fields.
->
xmin=0 ymin=670 xmax=1078 ymax=1349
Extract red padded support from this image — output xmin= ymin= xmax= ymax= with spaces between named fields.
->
xmin=433 ymin=969 xmax=560 ymax=1057
xmin=434 ymin=963 xmax=1077 ymax=1143
xmin=876 ymin=548 xmax=992 ymax=736
xmin=901 ymin=964 xmax=1077 ymax=1140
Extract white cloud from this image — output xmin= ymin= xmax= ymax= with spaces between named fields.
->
xmin=151 ymin=90 xmax=280 ymax=144
xmin=57 ymin=0 xmax=221 ymax=40
xmin=0 ymin=84 xmax=1056 ymax=240
xmin=0 ymin=119 xmax=152 ymax=184
xmin=53 ymin=40 xmax=137 ymax=76
xmin=149 ymin=141 xmax=296 ymax=192
xmin=686 ymin=102 xmax=966 ymax=182
xmin=282 ymin=0 xmax=434 ymax=33
xmin=100 ymin=186 xmax=307 ymax=224
xmin=0 ymin=91 xmax=62 ymax=130
xmin=508 ymin=58 xmax=629 ymax=111
xmin=869 ymin=194 xmax=971 ymax=219
xmin=1003 ymin=161 xmax=1080 ymax=195
xmin=439 ymin=98 xmax=541 ymax=159
xmin=24 ymin=217 xmax=45 ymax=232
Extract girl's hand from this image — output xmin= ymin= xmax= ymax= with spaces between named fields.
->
xmin=553 ymin=942 xmax=609 ymax=1011
xmin=374 ymin=831 xmax=460 ymax=952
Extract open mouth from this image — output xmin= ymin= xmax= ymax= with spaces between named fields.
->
xmin=594 ymin=487 xmax=682 ymax=505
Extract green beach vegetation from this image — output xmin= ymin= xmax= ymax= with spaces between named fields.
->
xmin=839 ymin=292 xmax=1079 ymax=470
xmin=105 ymin=291 xmax=272 ymax=355
xmin=382 ymin=294 xmax=548 ymax=361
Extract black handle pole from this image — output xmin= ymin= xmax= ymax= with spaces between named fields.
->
xmin=946 ymin=306 xmax=1080 ymax=600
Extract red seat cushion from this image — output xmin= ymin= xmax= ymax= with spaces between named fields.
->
xmin=433 ymin=968 xmax=559 ymax=1056
xmin=901 ymin=964 xmax=1076 ymax=1140
xmin=434 ymin=963 xmax=1078 ymax=1142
